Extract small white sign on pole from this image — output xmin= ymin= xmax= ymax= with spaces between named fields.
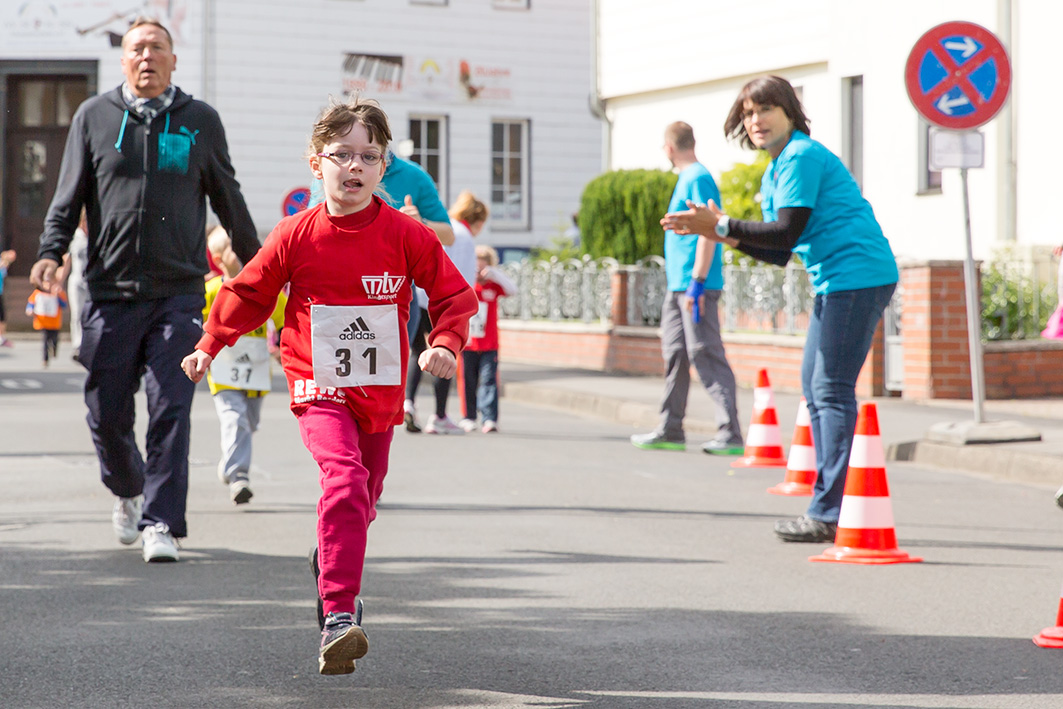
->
xmin=929 ymin=129 xmax=984 ymax=171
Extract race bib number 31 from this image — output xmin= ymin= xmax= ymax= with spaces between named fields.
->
xmin=310 ymin=304 xmax=402 ymax=388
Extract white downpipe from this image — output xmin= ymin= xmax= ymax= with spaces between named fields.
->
xmin=590 ymin=0 xmax=612 ymax=171
xmin=201 ymin=0 xmax=215 ymax=105
xmin=997 ymin=0 xmax=1016 ymax=243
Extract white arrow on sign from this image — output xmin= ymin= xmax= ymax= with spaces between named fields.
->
xmin=936 ymin=93 xmax=971 ymax=115
xmin=943 ymin=36 xmax=978 ymax=58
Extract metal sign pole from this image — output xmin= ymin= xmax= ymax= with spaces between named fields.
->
xmin=959 ymin=167 xmax=986 ymax=424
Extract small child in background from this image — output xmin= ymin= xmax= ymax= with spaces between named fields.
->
xmin=0 ymin=249 xmax=16 ymax=347
xmin=460 ymin=244 xmax=516 ymax=433
xmin=26 ymin=285 xmax=67 ymax=367
xmin=203 ymin=226 xmax=286 ymax=505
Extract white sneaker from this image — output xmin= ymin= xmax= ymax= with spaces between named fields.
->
xmin=424 ymin=415 xmax=464 ymax=435
xmin=142 ymin=522 xmax=179 ymax=563
xmin=112 ymin=495 xmax=143 ymax=545
xmin=458 ymin=418 xmax=478 ymax=433
xmin=482 ymin=420 xmax=499 ymax=434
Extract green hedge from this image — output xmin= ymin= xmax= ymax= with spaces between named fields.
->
xmin=578 ymin=169 xmax=678 ymax=263
xmin=719 ymin=152 xmax=770 ymax=222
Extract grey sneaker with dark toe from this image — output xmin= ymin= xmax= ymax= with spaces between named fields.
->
xmin=229 ymin=475 xmax=253 ymax=505
xmin=774 ymin=515 xmax=837 ymax=543
xmin=319 ymin=603 xmax=368 ymax=675
xmin=630 ymin=431 xmax=685 ymax=451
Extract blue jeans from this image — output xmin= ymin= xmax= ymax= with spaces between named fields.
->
xmin=802 ymin=283 xmax=896 ymax=523
xmin=461 ymin=350 xmax=499 ymax=423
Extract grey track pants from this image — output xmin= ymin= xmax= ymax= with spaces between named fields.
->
xmin=657 ymin=290 xmax=742 ymax=443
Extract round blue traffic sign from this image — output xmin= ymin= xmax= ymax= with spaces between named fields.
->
xmin=904 ymin=21 xmax=1011 ymax=130
xmin=282 ymin=187 xmax=311 ymax=217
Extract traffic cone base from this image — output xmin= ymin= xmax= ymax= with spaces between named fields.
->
xmin=767 ymin=480 xmax=815 ymax=496
xmin=810 ymin=545 xmax=923 ymax=565
xmin=1032 ymin=583 xmax=1063 ymax=648
xmin=1033 ymin=627 xmax=1063 ymax=648
xmin=768 ymin=398 xmax=816 ymax=495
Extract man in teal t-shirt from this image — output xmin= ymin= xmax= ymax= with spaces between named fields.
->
xmin=631 ymin=122 xmax=743 ymax=455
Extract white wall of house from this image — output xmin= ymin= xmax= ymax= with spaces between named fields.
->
xmin=1 ymin=0 xmax=603 ymax=251
xmin=597 ymin=0 xmax=1053 ymax=263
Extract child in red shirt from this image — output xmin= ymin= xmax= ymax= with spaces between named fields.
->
xmin=180 ymin=96 xmax=477 ymax=675
xmin=26 ymin=286 xmax=68 ymax=367
xmin=461 ymin=245 xmax=516 ymax=433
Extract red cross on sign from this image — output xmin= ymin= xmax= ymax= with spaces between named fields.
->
xmin=904 ymin=21 xmax=1011 ymax=130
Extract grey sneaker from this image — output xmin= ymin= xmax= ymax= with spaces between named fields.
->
xmin=319 ymin=603 xmax=368 ymax=675
xmin=701 ymin=439 xmax=745 ymax=456
xmin=774 ymin=515 xmax=837 ymax=543
xmin=1055 ymin=486 xmax=1063 ymax=509
xmin=142 ymin=522 xmax=179 ymax=562
xmin=112 ymin=495 xmax=143 ymax=545
xmin=630 ymin=431 xmax=685 ymax=451
xmin=229 ymin=475 xmax=253 ymax=505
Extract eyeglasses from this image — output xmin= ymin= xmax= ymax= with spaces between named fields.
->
xmin=317 ymin=150 xmax=384 ymax=167
xmin=741 ymin=105 xmax=777 ymax=121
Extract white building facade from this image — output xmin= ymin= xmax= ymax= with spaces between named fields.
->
xmin=596 ymin=0 xmax=1055 ymax=263
xmin=0 ymin=0 xmax=603 ymax=276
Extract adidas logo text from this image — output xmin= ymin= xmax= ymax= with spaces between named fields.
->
xmin=339 ymin=317 xmax=376 ymax=341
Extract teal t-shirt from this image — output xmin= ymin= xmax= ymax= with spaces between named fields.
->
xmin=761 ymin=131 xmax=897 ymax=294
xmin=665 ymin=163 xmax=724 ymax=291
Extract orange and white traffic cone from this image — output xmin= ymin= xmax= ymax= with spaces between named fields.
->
xmin=810 ymin=401 xmax=922 ymax=565
xmin=731 ymin=369 xmax=787 ymax=469
xmin=1033 ymin=582 xmax=1063 ymax=648
xmin=767 ymin=398 xmax=816 ymax=496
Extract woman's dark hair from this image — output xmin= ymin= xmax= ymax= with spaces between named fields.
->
xmin=724 ymin=75 xmax=812 ymax=150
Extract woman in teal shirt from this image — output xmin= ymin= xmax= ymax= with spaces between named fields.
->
xmin=662 ymin=75 xmax=898 ymax=543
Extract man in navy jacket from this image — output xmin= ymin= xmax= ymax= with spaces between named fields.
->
xmin=31 ymin=17 xmax=258 ymax=562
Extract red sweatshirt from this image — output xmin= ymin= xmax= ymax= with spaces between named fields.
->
xmin=196 ymin=197 xmax=478 ymax=433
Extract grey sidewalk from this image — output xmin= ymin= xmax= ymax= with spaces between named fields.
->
xmin=498 ymin=360 xmax=1063 ymax=490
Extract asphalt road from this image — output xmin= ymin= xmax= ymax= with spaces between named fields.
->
xmin=3 ymin=351 xmax=1063 ymax=708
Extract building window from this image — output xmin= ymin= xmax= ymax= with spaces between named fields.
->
xmin=918 ymin=120 xmax=942 ymax=194
xmin=842 ymin=75 xmax=863 ymax=190
xmin=493 ymin=0 xmax=530 ymax=8
xmin=408 ymin=115 xmax=448 ymax=205
xmin=491 ymin=119 xmax=529 ymax=228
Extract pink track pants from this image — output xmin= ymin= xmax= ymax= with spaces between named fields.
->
xmin=297 ymin=401 xmax=393 ymax=616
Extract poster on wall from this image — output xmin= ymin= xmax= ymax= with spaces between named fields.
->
xmin=396 ymin=55 xmax=514 ymax=103
xmin=0 ymin=0 xmax=190 ymax=48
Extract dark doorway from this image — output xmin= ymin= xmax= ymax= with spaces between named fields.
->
xmin=2 ymin=75 xmax=90 ymax=277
